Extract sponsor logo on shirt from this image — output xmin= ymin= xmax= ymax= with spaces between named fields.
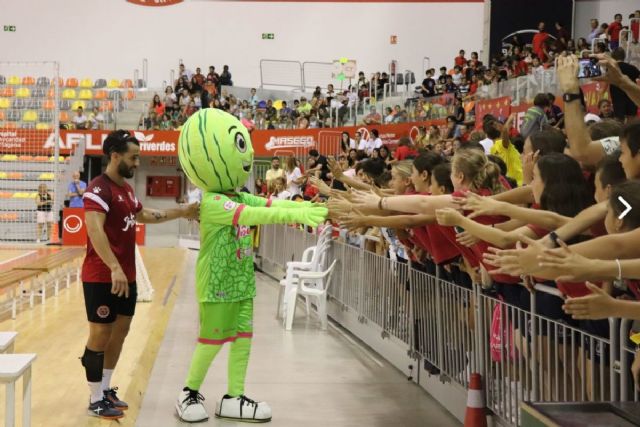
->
xmin=223 ymin=201 xmax=237 ymax=211
xmin=122 ymin=213 xmax=137 ymax=232
xmin=93 ymin=186 xmax=102 ymax=194
xmin=117 ymin=195 xmax=125 ymax=202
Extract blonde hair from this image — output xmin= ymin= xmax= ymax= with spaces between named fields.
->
xmin=392 ymin=160 xmax=413 ymax=179
xmin=452 ymin=149 xmax=505 ymax=194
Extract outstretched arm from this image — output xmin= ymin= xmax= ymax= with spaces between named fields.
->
xmin=201 ymin=193 xmax=327 ymax=228
xmin=436 ymin=208 xmax=537 ymax=249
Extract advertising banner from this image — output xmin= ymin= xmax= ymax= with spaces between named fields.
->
xmin=1 ymin=120 xmax=446 ymax=158
xmin=475 ymin=96 xmax=511 ymax=128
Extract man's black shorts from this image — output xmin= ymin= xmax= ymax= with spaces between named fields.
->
xmin=83 ymin=282 xmax=137 ymax=323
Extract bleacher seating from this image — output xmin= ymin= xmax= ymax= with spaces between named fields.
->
xmin=1 ymin=74 xmax=136 ymax=130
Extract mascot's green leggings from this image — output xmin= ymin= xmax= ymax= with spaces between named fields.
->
xmin=185 ymin=299 xmax=253 ymax=396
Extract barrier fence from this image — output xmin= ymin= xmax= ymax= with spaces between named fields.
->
xmin=256 ymin=224 xmax=640 ymax=426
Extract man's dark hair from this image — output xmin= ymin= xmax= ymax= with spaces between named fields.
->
xmin=615 ymin=13 xmax=622 ymax=19
xmin=103 ymin=130 xmax=139 ymax=158
xmin=482 ymin=116 xmax=501 ymax=140
xmin=589 ymin=119 xmax=622 ymax=140
xmin=622 ymin=120 xmax=640 ymax=156
xmin=371 ymin=129 xmax=379 ymax=137
xmin=612 ymin=47 xmax=626 ymax=61
xmin=533 ymin=93 xmax=552 ymax=108
xmin=271 ymin=156 xmax=280 ymax=161
xmin=597 ymin=152 xmax=626 ymax=188
xmin=529 ymin=128 xmax=567 ymax=155
xmin=361 ymin=158 xmax=386 ymax=179
xmin=308 ymin=149 xmax=319 ymax=157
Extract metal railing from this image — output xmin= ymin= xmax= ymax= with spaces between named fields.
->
xmin=255 ymin=224 xmax=640 ymax=426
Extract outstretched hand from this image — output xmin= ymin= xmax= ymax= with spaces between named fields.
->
xmin=537 ymin=239 xmax=593 ymax=282
xmin=562 ymin=282 xmax=613 ymax=320
xmin=350 ymin=189 xmax=381 ymax=210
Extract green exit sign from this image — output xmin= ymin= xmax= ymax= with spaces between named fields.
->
xmin=3 ymin=25 xmax=16 ymax=32
xmin=262 ymin=33 xmax=274 ymax=40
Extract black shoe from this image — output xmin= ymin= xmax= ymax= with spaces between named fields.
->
xmin=88 ymin=397 xmax=124 ymax=419
xmin=104 ymin=387 xmax=128 ymax=410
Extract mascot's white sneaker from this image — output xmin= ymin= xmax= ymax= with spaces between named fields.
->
xmin=176 ymin=388 xmax=209 ymax=423
xmin=215 ymin=394 xmax=272 ymax=423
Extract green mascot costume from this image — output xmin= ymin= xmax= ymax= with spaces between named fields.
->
xmin=175 ymin=108 xmax=327 ymax=423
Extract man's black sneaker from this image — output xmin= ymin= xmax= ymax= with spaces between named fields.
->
xmin=104 ymin=387 xmax=128 ymax=410
xmin=88 ymin=397 xmax=124 ymax=419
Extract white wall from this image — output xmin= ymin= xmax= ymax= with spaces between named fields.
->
xmin=0 ymin=0 xmax=484 ymax=88
xmin=574 ymin=0 xmax=639 ymax=41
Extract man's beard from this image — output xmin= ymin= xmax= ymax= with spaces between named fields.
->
xmin=118 ymin=160 xmax=135 ymax=179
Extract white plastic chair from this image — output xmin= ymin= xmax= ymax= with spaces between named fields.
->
xmin=284 ymin=259 xmax=338 ymax=331
xmin=277 ymin=238 xmax=331 ymax=319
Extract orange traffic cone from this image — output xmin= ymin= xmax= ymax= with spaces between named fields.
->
xmin=49 ymin=222 xmax=60 ymax=244
xmin=464 ymin=373 xmax=487 ymax=427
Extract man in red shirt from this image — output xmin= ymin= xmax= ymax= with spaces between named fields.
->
xmin=607 ymin=13 xmax=624 ymax=50
xmin=455 ymin=49 xmax=466 ymax=68
xmin=532 ymin=21 xmax=550 ymax=61
xmin=81 ymin=130 xmax=198 ymax=419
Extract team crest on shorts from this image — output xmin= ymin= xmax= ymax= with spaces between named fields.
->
xmin=97 ymin=305 xmax=110 ymax=319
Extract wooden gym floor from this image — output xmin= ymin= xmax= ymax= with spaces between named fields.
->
xmin=0 ymin=247 xmax=188 ymax=427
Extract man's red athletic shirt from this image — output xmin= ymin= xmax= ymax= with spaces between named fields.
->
xmin=82 ymin=174 xmax=143 ymax=283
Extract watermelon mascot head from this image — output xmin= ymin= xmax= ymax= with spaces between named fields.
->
xmin=178 ymin=108 xmax=254 ymax=192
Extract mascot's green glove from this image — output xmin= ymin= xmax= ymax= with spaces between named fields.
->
xmin=235 ymin=205 xmax=328 ymax=228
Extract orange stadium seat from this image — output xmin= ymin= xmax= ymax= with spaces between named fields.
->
xmin=65 ymin=77 xmax=79 ymax=88
xmin=0 ymin=87 xmax=15 ymax=97
xmin=124 ymin=90 xmax=135 ymax=100
xmin=120 ymin=79 xmax=133 ymax=88
xmin=7 ymin=76 xmax=20 ymax=85
xmin=78 ymin=89 xmax=93 ymax=100
xmin=0 ymin=98 xmax=10 ymax=109
xmin=15 ymin=88 xmax=31 ymax=98
xmin=71 ymin=100 xmax=86 ymax=110
xmin=107 ymin=79 xmax=120 ymax=89
xmin=94 ymin=90 xmax=107 ymax=100
xmin=43 ymin=100 xmax=55 ymax=110
xmin=50 ymin=77 xmax=64 ymax=87
xmin=22 ymin=111 xmax=37 ymax=122
xmin=18 ymin=156 xmax=33 ymax=162
xmin=1 ymin=122 xmax=17 ymax=129
xmin=0 ymin=192 xmax=12 ymax=199
xmin=59 ymin=111 xmax=69 ymax=122
xmin=62 ymin=88 xmax=77 ymax=99
xmin=22 ymin=76 xmax=35 ymax=86
xmin=0 ymin=111 xmax=4 ymax=121
xmin=32 ymin=156 xmax=48 ymax=162
xmin=36 ymin=123 xmax=51 ymax=130
xmin=79 ymin=78 xmax=93 ymax=88
xmin=7 ymin=172 xmax=23 ymax=179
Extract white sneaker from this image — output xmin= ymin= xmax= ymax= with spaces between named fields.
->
xmin=215 ymin=394 xmax=272 ymax=423
xmin=176 ymin=388 xmax=209 ymax=423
